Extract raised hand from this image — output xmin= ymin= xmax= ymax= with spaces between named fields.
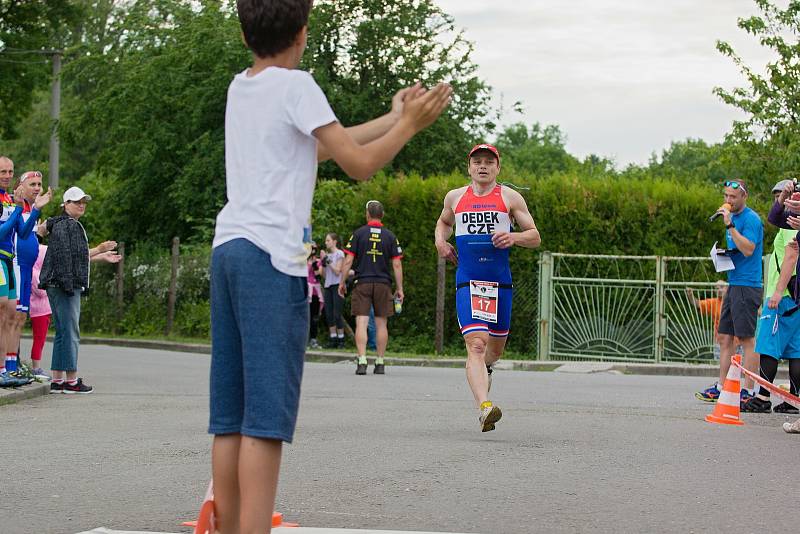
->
xmin=12 ymin=184 xmax=25 ymax=207
xmin=33 ymin=187 xmax=53 ymax=210
xmin=400 ymin=82 xmax=453 ymax=133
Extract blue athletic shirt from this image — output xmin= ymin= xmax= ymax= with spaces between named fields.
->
xmin=725 ymin=206 xmax=763 ymax=288
xmin=15 ymin=202 xmax=41 ymax=267
xmin=454 ymin=184 xmax=512 ymax=285
xmin=0 ymin=190 xmax=23 ymax=258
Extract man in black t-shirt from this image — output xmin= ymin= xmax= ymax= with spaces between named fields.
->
xmin=338 ymin=200 xmax=404 ymax=375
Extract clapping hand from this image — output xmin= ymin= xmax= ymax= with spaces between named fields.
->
xmin=33 ymin=187 xmax=53 ymax=210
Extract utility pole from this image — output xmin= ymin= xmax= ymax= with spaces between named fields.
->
xmin=49 ymin=50 xmax=62 ymax=190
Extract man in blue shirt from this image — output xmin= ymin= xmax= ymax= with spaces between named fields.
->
xmin=697 ymin=179 xmax=763 ymax=405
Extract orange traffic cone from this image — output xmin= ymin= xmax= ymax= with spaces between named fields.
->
xmin=705 ymin=354 xmax=744 ymax=426
xmin=181 ymin=480 xmax=299 ymax=531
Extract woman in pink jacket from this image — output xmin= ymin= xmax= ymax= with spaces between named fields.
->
xmin=29 ymin=243 xmax=51 ymax=378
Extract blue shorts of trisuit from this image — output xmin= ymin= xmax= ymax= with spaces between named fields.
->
xmin=14 ymin=262 xmax=32 ymax=314
xmin=754 ymin=295 xmax=800 ymax=360
xmin=456 ymin=283 xmax=513 ymax=337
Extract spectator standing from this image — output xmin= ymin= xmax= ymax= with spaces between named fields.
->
xmin=338 ymin=200 xmax=403 ymax=375
xmin=307 ymin=244 xmax=324 ymax=349
xmin=11 ymin=171 xmax=52 ymax=376
xmin=320 ymin=232 xmax=345 ymax=348
xmin=39 ymin=186 xmax=121 ymax=394
xmin=686 ymin=280 xmax=728 ymax=360
xmin=29 ymin=243 xmax=52 ymax=378
xmin=696 ymin=180 xmax=763 ymax=404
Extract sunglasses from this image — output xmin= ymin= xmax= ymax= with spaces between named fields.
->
xmin=20 ymin=171 xmax=42 ymax=182
xmin=724 ymin=180 xmax=747 ymax=194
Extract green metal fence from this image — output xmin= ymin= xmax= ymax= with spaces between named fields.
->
xmin=537 ymin=252 xmax=759 ymax=363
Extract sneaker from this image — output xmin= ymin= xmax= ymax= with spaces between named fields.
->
xmin=740 ymin=389 xmax=755 ymax=408
xmin=783 ymin=419 xmax=800 ymax=433
xmin=32 ymin=368 xmax=51 ymax=381
xmin=62 ymin=378 xmax=93 ymax=394
xmin=355 ymin=363 xmax=367 ymax=375
xmin=374 ymin=363 xmax=385 ymax=375
xmin=0 ymin=371 xmax=27 ymax=388
xmin=336 ymin=337 xmax=346 ymax=349
xmin=486 ymin=364 xmax=493 ymax=393
xmin=50 ymin=382 xmax=64 ymax=394
xmin=741 ymin=396 xmax=771 ymax=413
xmin=774 ymin=401 xmax=800 ymax=414
xmin=479 ymin=402 xmax=502 ymax=432
xmin=695 ymin=384 xmax=720 ymax=403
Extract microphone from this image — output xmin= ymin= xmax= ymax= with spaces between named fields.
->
xmin=709 ymin=203 xmax=732 ymax=222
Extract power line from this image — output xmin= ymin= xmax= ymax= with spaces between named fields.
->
xmin=0 ymin=57 xmax=48 ymax=64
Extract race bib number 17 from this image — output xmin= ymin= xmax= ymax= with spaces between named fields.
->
xmin=470 ymin=280 xmax=499 ymax=323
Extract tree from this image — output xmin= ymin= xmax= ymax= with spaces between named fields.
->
xmin=305 ymin=0 xmax=496 ymax=177
xmin=0 ymin=0 xmax=82 ymax=137
xmin=59 ymin=1 xmax=248 ymax=244
xmin=714 ymin=0 xmax=800 ymax=189
xmin=493 ymin=122 xmax=579 ymax=176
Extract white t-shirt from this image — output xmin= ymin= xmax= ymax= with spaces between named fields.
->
xmin=213 ymin=67 xmax=337 ymax=277
xmin=323 ymin=249 xmax=344 ymax=288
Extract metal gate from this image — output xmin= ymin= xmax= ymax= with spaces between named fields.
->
xmin=537 ymin=252 xmax=745 ymax=363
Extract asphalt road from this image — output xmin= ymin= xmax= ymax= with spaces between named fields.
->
xmin=3 ymin=343 xmax=797 ymax=534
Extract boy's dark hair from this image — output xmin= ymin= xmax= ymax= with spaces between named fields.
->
xmin=237 ymin=0 xmax=313 ymax=58
xmin=366 ymin=200 xmax=384 ymax=219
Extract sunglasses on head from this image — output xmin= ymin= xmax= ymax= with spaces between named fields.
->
xmin=724 ymin=180 xmax=747 ymax=194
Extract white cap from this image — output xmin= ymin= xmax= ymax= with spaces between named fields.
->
xmin=62 ymin=186 xmax=92 ymax=204
xmin=773 ymin=179 xmax=792 ymax=193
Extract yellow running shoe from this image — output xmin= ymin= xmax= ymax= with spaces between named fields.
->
xmin=479 ymin=401 xmax=502 ymax=432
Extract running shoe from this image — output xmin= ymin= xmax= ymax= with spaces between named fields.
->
xmin=355 ymin=363 xmax=367 ymax=375
xmin=740 ymin=389 xmax=755 ymax=408
xmin=695 ymin=384 xmax=720 ymax=402
xmin=0 ymin=371 xmax=27 ymax=388
xmin=773 ymin=401 xmax=800 ymax=414
xmin=50 ymin=382 xmax=64 ymax=394
xmin=486 ymin=364 xmax=493 ymax=393
xmin=32 ymin=368 xmax=51 ymax=381
xmin=62 ymin=378 xmax=93 ymax=394
xmin=307 ymin=339 xmax=321 ymax=350
xmin=373 ymin=363 xmax=385 ymax=375
xmin=479 ymin=402 xmax=502 ymax=432
xmin=783 ymin=419 xmax=800 ymax=433
xmin=741 ymin=396 xmax=771 ymax=413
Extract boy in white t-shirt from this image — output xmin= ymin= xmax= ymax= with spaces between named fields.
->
xmin=209 ymin=1 xmax=452 ymax=532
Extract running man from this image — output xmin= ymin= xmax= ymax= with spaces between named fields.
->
xmin=435 ymin=144 xmax=541 ymax=432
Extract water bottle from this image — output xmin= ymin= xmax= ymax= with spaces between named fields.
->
xmin=394 ymin=297 xmax=402 ymax=314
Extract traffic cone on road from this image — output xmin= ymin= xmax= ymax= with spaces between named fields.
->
xmin=705 ymin=354 xmax=745 ymax=426
xmin=182 ymin=480 xmax=299 ymax=532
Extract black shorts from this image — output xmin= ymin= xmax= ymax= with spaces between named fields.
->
xmin=718 ymin=285 xmax=762 ymax=339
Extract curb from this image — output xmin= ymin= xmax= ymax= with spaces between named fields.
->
xmin=29 ymin=335 xmax=790 ymax=380
xmin=0 ymin=381 xmax=50 ymax=406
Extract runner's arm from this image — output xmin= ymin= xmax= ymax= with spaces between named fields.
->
xmin=313 ymin=83 xmax=451 ymax=181
xmin=435 ymin=190 xmax=458 ymax=264
xmin=494 ymin=189 xmax=540 ymax=249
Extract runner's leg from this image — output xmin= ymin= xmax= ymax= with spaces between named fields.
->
xmin=465 ymin=331 xmax=490 ymax=407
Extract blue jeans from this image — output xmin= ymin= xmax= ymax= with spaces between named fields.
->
xmin=209 ymin=239 xmax=307 ymax=443
xmin=47 ymin=287 xmax=81 ymax=372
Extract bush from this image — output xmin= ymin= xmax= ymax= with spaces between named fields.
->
xmin=79 ymin=172 xmax=775 ymax=356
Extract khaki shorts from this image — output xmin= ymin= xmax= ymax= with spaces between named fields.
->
xmin=351 ymin=282 xmax=394 ymax=317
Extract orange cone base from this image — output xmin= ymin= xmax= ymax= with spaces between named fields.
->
xmin=185 ymin=511 xmax=298 ymax=530
xmin=705 ymin=414 xmax=744 ymax=426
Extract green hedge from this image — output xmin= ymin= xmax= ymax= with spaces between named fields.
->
xmin=81 ymin=173 xmax=776 ymax=356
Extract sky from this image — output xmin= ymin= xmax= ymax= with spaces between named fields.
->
xmin=435 ymin=0 xmax=778 ymax=166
